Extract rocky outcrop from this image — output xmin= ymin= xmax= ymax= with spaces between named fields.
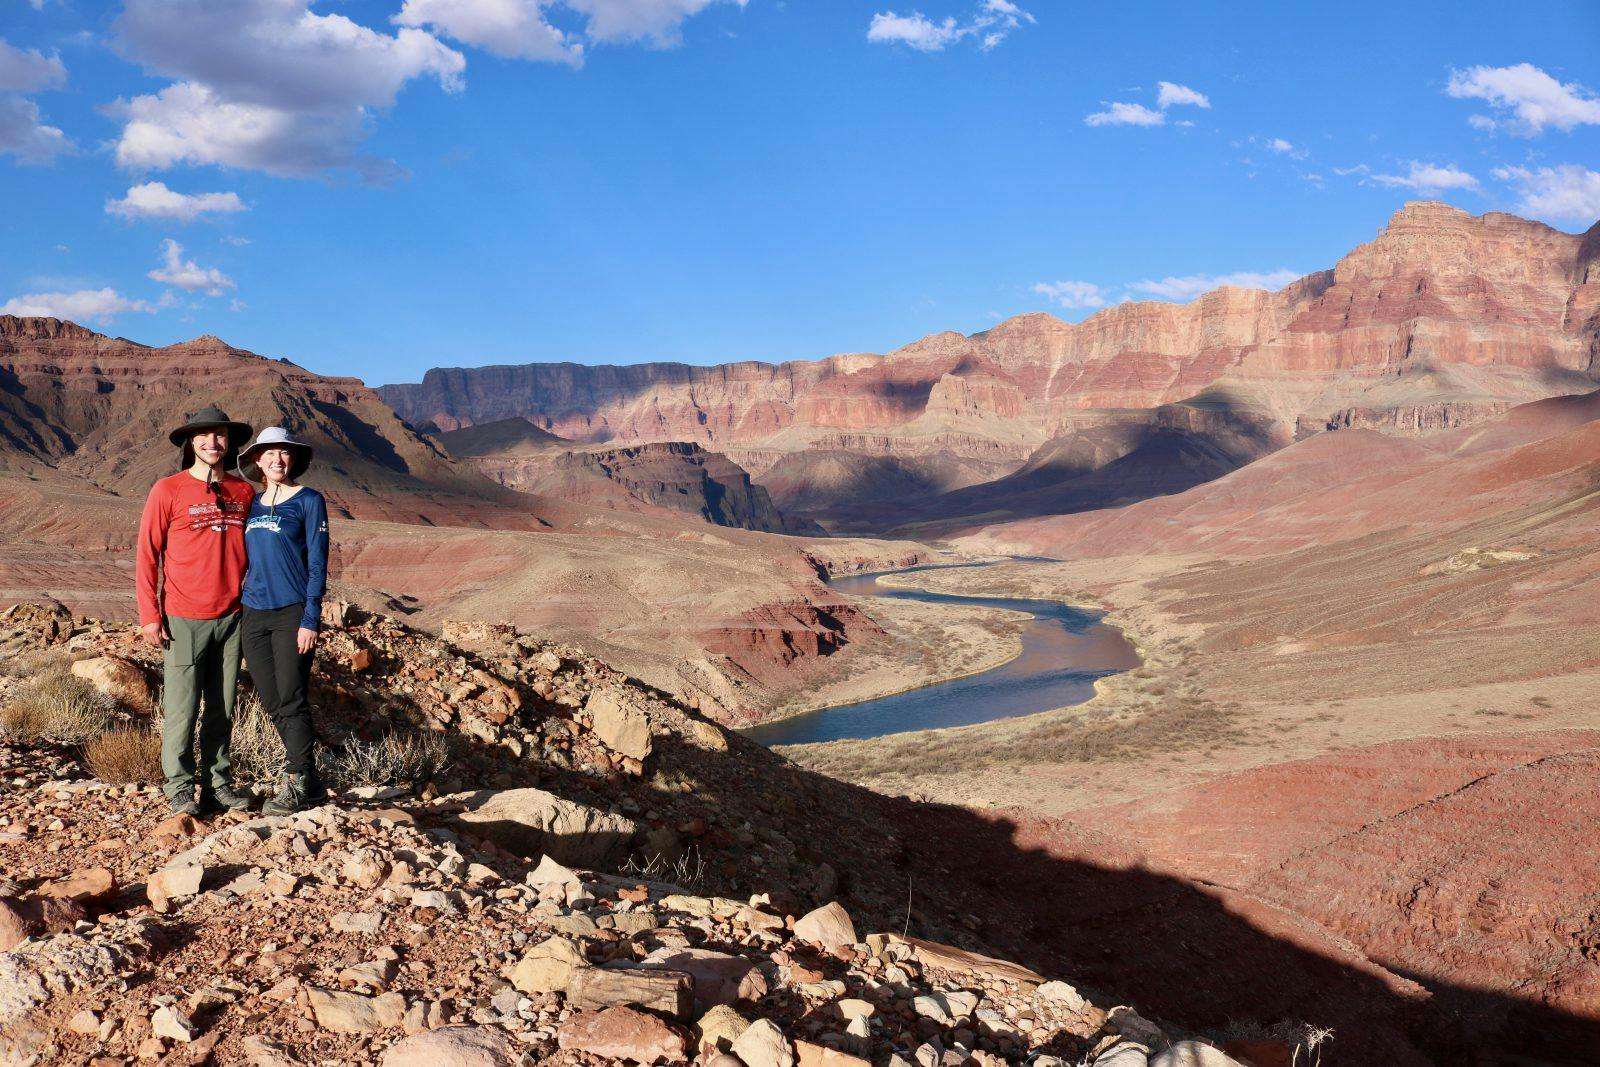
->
xmin=457 ymin=438 xmax=820 ymax=535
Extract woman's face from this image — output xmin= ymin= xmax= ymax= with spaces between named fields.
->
xmin=258 ymin=447 xmax=295 ymax=485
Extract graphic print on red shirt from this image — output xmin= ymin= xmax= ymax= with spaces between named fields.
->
xmin=136 ymin=471 xmax=254 ymax=625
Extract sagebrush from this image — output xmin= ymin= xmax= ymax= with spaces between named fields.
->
xmin=0 ymin=662 xmax=115 ymax=746
xmin=84 ymin=726 xmax=162 ymax=784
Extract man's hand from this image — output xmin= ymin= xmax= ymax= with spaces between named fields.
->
xmin=297 ymin=627 xmax=319 ymax=655
xmin=140 ymin=620 xmax=169 ymax=648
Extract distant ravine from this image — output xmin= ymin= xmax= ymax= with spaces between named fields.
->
xmin=743 ymin=559 xmax=1140 ymax=746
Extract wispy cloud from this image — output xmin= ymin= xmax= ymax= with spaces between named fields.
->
xmin=1493 ymin=164 xmax=1600 ymax=226
xmin=1369 ymin=161 xmax=1479 ymax=193
xmin=1127 ymin=269 xmax=1301 ymax=302
xmin=867 ymin=1 xmax=1034 ymax=53
xmin=1086 ymin=79 xmax=1208 ymax=127
xmin=0 ymin=37 xmax=71 ymax=163
xmin=1446 ymin=63 xmax=1600 ymax=136
xmin=1031 ymin=280 xmax=1107 ymax=309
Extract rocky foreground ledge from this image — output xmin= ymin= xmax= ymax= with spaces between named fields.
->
xmin=1 ymin=604 xmax=1288 ymax=1066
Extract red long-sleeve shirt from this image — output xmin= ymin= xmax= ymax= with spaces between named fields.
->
xmin=136 ymin=471 xmax=254 ymax=625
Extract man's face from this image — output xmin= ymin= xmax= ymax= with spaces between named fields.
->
xmin=191 ymin=429 xmax=228 ymax=467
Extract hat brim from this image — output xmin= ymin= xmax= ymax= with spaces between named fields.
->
xmin=169 ymin=420 xmax=253 ymax=449
xmin=237 ymin=442 xmax=313 ymax=483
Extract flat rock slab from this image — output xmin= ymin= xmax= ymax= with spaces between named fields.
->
xmin=452 ymin=788 xmax=638 ymax=867
xmin=566 ymin=965 xmax=693 ymax=1018
xmin=558 ymin=1005 xmax=687 ymax=1064
xmin=381 ymin=1025 xmax=531 ymax=1066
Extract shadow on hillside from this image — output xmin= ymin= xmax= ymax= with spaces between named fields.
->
xmin=295 ymin=648 xmax=1597 ymax=1067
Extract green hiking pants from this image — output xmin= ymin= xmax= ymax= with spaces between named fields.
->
xmin=161 ymin=612 xmax=241 ymax=802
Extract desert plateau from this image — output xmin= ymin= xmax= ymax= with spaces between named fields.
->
xmin=4 ymin=6 xmax=1600 ymax=1065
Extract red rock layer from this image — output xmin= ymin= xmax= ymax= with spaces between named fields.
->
xmin=379 ymin=205 xmax=1600 ymax=480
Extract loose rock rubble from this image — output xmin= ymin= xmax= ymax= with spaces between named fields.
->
xmin=1 ymin=602 xmax=1270 ymax=1066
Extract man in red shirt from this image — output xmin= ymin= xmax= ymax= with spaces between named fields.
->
xmin=137 ymin=407 xmax=256 ymax=816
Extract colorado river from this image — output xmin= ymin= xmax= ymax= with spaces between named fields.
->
xmin=743 ymin=560 xmax=1140 ymax=746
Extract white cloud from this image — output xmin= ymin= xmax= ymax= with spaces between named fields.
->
xmin=868 ymin=12 xmax=962 ymax=51
xmin=110 ymin=0 xmax=465 ymax=179
xmin=1085 ymin=101 xmax=1164 ymax=127
xmin=867 ymin=1 xmax=1032 ymax=53
xmin=1087 ymin=79 xmax=1207 ymax=127
xmin=1267 ymin=137 xmax=1293 ymax=153
xmin=1032 ymin=280 xmax=1106 ymax=310
xmin=0 ymin=93 xmax=69 ymax=162
xmin=1128 ymin=269 xmax=1301 ymax=302
xmin=1493 ymin=164 xmax=1600 ymax=226
xmin=148 ymin=238 xmax=236 ymax=296
xmin=0 ymin=37 xmax=66 ymax=92
xmin=111 ymin=82 xmax=397 ymax=179
xmin=1369 ymin=160 xmax=1479 ymax=193
xmin=396 ymin=0 xmax=582 ymax=64
xmin=567 ymin=0 xmax=745 ymax=45
xmin=397 ymin=0 xmax=744 ymax=60
xmin=1446 ymin=63 xmax=1600 ymax=136
xmin=1156 ymin=81 xmax=1209 ymax=109
xmin=0 ymin=288 xmax=158 ymax=324
xmin=107 ymin=181 xmax=247 ymax=222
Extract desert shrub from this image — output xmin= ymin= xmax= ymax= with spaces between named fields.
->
xmin=0 ymin=648 xmax=67 ymax=680
xmin=229 ymin=695 xmax=285 ymax=786
xmin=324 ymin=729 xmax=450 ymax=788
xmin=0 ymin=662 xmax=115 ymax=746
xmin=84 ymin=726 xmax=163 ymax=784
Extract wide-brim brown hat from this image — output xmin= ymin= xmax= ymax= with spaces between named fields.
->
xmin=237 ymin=426 xmax=314 ymax=482
xmin=170 ymin=406 xmax=252 ymax=470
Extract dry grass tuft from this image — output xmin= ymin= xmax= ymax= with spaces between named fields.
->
xmin=84 ymin=726 xmax=163 ymax=784
xmin=0 ymin=662 xmax=115 ymax=746
xmin=229 ymin=695 xmax=286 ymax=786
xmin=325 ymin=730 xmax=450 ymax=788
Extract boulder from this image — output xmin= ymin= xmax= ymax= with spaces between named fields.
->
xmin=72 ymin=655 xmax=157 ymax=712
xmin=586 ymin=688 xmax=653 ymax=761
xmin=147 ymin=864 xmax=204 ymax=912
xmin=796 ymin=1042 xmax=871 ymax=1067
xmin=381 ymin=1025 xmax=529 ymax=1067
xmin=308 ymin=987 xmax=407 ymax=1033
xmin=557 ymin=1006 xmax=687 ymax=1064
xmin=452 ymin=788 xmax=637 ymax=867
xmin=151 ymin=1005 xmax=199 ymax=1043
xmin=1094 ymin=1044 xmax=1151 ymax=1067
xmin=1036 ymin=980 xmax=1086 ymax=1014
xmin=694 ymin=1004 xmax=750 ymax=1055
xmin=1150 ymin=1043 xmax=1247 ymax=1067
xmin=37 ymin=867 xmax=116 ymax=908
xmin=565 ymin=965 xmax=693 ymax=1018
xmin=1220 ymin=1040 xmax=1294 ymax=1067
xmin=643 ymin=947 xmax=766 ymax=1011
xmin=0 ymin=897 xmax=35 ymax=952
xmin=509 ymin=936 xmax=588 ymax=994
xmin=793 ymin=902 xmax=856 ymax=950
xmin=731 ymin=1017 xmax=795 ymax=1067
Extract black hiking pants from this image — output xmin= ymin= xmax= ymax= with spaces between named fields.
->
xmin=241 ymin=602 xmax=316 ymax=775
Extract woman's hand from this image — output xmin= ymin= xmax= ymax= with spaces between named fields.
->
xmin=297 ymin=627 xmax=319 ymax=654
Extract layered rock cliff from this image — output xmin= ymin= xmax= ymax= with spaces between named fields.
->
xmin=379 ymin=204 xmax=1600 ymax=524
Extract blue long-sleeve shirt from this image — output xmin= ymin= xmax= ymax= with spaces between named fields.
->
xmin=242 ymin=487 xmax=329 ymax=631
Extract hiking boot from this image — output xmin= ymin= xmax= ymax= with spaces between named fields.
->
xmin=169 ymin=795 xmax=200 ymax=816
xmin=263 ymin=773 xmax=309 ymax=816
xmin=198 ymin=782 xmax=252 ymax=815
xmin=303 ymin=766 xmax=329 ymax=807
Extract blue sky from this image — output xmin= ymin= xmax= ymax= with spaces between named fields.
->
xmin=2 ymin=0 xmax=1598 ymax=386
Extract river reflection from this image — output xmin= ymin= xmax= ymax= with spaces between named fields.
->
xmin=742 ymin=562 xmax=1140 ymax=746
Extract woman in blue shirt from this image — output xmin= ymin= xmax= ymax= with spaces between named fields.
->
xmin=236 ymin=426 xmax=330 ymax=814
